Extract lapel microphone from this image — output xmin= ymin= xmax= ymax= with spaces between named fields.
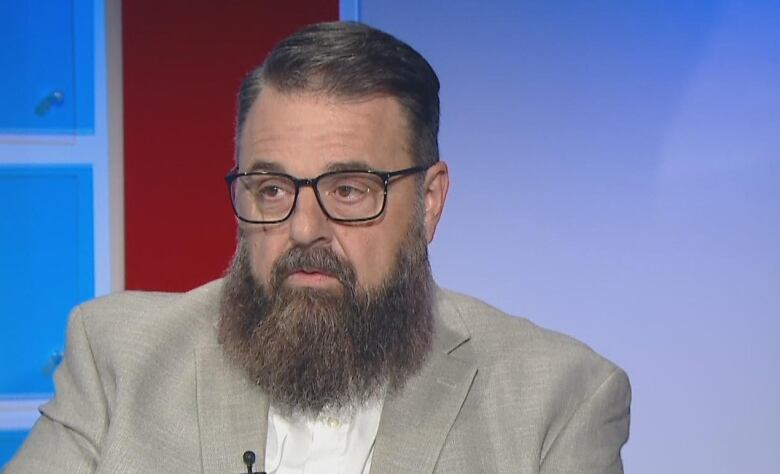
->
xmin=242 ymin=450 xmax=266 ymax=474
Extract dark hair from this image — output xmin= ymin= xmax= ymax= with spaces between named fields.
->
xmin=236 ymin=21 xmax=440 ymax=166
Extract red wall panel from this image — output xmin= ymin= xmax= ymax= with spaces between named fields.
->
xmin=123 ymin=1 xmax=338 ymax=291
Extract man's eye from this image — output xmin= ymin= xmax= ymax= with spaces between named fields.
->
xmin=333 ymin=185 xmax=367 ymax=200
xmin=256 ymin=184 xmax=287 ymax=199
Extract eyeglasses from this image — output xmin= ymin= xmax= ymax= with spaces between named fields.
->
xmin=225 ymin=165 xmax=430 ymax=224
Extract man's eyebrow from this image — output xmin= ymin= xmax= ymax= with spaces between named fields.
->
xmin=242 ymin=159 xmax=377 ymax=175
xmin=243 ymin=160 xmax=285 ymax=173
xmin=324 ymin=160 xmax=374 ymax=172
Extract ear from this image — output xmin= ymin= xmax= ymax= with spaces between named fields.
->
xmin=422 ymin=161 xmax=450 ymax=243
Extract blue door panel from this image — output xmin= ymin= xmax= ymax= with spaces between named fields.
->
xmin=0 ymin=0 xmax=94 ymax=134
xmin=0 ymin=431 xmax=29 ymax=468
xmin=0 ymin=165 xmax=94 ymax=395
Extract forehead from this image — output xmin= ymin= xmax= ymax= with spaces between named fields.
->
xmin=238 ymin=87 xmax=412 ymax=174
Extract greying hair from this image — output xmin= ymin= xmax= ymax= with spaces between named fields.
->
xmin=235 ymin=21 xmax=440 ymax=166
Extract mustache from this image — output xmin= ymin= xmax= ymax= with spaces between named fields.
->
xmin=270 ymin=245 xmax=357 ymax=290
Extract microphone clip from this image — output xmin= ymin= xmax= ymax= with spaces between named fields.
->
xmin=241 ymin=450 xmax=266 ymax=474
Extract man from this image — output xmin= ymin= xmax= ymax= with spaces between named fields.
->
xmin=6 ymin=22 xmax=630 ymax=473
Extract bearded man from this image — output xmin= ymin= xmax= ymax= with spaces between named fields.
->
xmin=6 ymin=22 xmax=630 ymax=473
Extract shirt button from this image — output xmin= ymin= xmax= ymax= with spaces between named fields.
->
xmin=325 ymin=417 xmax=342 ymax=429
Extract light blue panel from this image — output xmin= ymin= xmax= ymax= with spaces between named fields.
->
xmin=362 ymin=1 xmax=780 ymax=473
xmin=340 ymin=0 xmax=361 ymax=21
xmin=0 ymin=0 xmax=95 ymax=134
xmin=0 ymin=165 xmax=94 ymax=395
xmin=0 ymin=431 xmax=29 ymax=468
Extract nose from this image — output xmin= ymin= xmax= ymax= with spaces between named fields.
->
xmin=288 ymin=185 xmax=332 ymax=247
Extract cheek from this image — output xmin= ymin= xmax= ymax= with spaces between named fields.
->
xmin=354 ymin=190 xmax=420 ymax=286
xmin=348 ymin=242 xmax=390 ymax=288
xmin=335 ymin=227 xmax=405 ymax=289
xmin=244 ymin=228 xmax=286 ymax=284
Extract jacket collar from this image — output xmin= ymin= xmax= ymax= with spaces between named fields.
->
xmin=370 ymin=289 xmax=477 ymax=474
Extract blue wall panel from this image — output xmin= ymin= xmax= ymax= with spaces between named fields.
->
xmin=0 ymin=431 xmax=28 ymax=468
xmin=0 ymin=165 xmax=94 ymax=395
xmin=0 ymin=0 xmax=95 ymax=134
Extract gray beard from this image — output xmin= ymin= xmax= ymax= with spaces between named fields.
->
xmin=217 ymin=227 xmax=434 ymax=416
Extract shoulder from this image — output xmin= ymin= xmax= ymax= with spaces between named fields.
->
xmin=437 ymin=288 xmax=611 ymax=360
xmin=69 ymin=279 xmax=224 ymax=364
xmin=76 ymin=278 xmax=223 ymax=326
xmin=436 ymin=288 xmax=626 ymax=395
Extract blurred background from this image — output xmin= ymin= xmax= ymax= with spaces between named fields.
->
xmin=1 ymin=0 xmax=778 ymax=471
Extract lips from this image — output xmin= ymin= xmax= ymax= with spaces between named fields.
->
xmin=294 ymin=267 xmax=335 ymax=277
xmin=283 ymin=267 xmax=340 ymax=288
xmin=270 ymin=246 xmax=354 ymax=291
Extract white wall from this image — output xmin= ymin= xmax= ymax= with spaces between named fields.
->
xmin=356 ymin=1 xmax=780 ymax=472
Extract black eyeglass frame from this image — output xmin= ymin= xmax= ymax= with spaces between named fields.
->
xmin=225 ymin=164 xmax=431 ymax=224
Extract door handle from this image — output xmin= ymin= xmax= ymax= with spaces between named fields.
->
xmin=35 ymin=90 xmax=65 ymax=116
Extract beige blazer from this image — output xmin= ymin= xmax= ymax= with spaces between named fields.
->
xmin=5 ymin=280 xmax=630 ymax=473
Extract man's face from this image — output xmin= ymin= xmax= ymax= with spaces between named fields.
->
xmin=222 ymin=87 xmax=449 ymax=414
xmin=237 ymin=87 xmax=429 ymax=294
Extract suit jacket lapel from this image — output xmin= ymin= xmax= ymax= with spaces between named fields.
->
xmin=195 ymin=345 xmax=270 ymax=474
xmin=371 ymin=294 xmax=477 ymax=474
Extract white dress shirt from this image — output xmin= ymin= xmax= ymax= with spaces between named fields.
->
xmin=264 ymin=401 xmax=384 ymax=474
